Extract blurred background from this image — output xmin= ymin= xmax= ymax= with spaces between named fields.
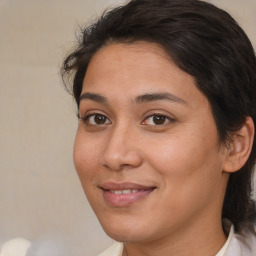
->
xmin=0 ymin=0 xmax=255 ymax=255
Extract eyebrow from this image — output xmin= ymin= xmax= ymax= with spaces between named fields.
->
xmin=79 ymin=92 xmax=108 ymax=103
xmin=134 ymin=93 xmax=186 ymax=105
xmin=79 ymin=92 xmax=186 ymax=105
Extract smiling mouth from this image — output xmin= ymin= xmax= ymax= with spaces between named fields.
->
xmin=100 ymin=183 xmax=156 ymax=207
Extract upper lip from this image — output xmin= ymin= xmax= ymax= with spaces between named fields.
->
xmin=100 ymin=182 xmax=157 ymax=191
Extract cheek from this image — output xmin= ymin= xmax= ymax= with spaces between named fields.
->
xmin=73 ymin=130 xmax=100 ymax=181
xmin=144 ymin=129 xmax=223 ymax=189
xmin=141 ymin=134 xmax=225 ymax=226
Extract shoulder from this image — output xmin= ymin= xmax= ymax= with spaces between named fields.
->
xmin=98 ymin=242 xmax=123 ymax=256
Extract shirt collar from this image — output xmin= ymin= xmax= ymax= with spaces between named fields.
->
xmin=215 ymin=221 xmax=234 ymax=256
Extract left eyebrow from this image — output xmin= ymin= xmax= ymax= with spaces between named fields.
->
xmin=134 ymin=92 xmax=186 ymax=105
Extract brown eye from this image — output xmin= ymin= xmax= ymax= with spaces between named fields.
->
xmin=94 ymin=115 xmax=107 ymax=124
xmin=153 ymin=115 xmax=167 ymax=125
xmin=142 ymin=114 xmax=174 ymax=126
xmin=83 ymin=114 xmax=111 ymax=125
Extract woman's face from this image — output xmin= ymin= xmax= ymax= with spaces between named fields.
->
xmin=74 ymin=42 xmax=229 ymax=243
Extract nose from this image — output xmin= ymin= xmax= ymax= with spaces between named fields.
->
xmin=101 ymin=125 xmax=143 ymax=171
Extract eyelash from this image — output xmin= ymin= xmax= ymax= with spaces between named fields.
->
xmin=80 ymin=112 xmax=175 ymax=127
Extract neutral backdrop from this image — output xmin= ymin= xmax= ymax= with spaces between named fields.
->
xmin=0 ymin=0 xmax=255 ymax=255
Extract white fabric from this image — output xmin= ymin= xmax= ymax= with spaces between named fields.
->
xmin=98 ymin=225 xmax=256 ymax=256
xmin=0 ymin=238 xmax=31 ymax=256
xmin=224 ymin=230 xmax=256 ymax=256
xmin=98 ymin=242 xmax=123 ymax=256
xmin=216 ymin=224 xmax=234 ymax=256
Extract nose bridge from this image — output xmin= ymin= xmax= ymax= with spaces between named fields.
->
xmin=102 ymin=122 xmax=142 ymax=170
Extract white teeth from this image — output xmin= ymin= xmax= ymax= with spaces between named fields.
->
xmin=110 ymin=189 xmax=137 ymax=194
xmin=122 ymin=189 xmax=131 ymax=194
xmin=113 ymin=190 xmax=122 ymax=195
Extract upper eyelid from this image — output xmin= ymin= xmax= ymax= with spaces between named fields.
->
xmin=81 ymin=113 xmax=110 ymax=121
xmin=145 ymin=113 xmax=173 ymax=118
xmin=79 ymin=110 xmax=110 ymax=118
xmin=142 ymin=114 xmax=174 ymax=124
xmin=142 ymin=110 xmax=176 ymax=120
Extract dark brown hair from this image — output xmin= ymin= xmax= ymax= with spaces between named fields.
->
xmin=62 ymin=0 xmax=256 ymax=232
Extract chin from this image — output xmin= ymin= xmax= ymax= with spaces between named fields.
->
xmin=100 ymin=219 xmax=155 ymax=243
xmin=103 ymin=220 xmax=160 ymax=243
xmin=105 ymin=229 xmax=147 ymax=243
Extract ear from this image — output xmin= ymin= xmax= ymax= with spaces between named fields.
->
xmin=223 ymin=117 xmax=254 ymax=173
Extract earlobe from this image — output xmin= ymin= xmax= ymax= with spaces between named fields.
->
xmin=223 ymin=117 xmax=255 ymax=173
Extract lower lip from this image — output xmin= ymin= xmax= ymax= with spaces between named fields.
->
xmin=103 ymin=189 xmax=154 ymax=207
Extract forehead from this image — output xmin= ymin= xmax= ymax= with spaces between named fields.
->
xmin=82 ymin=41 xmax=209 ymax=110
xmin=86 ymin=41 xmax=173 ymax=74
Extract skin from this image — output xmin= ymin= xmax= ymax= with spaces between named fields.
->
xmin=73 ymin=42 xmax=241 ymax=256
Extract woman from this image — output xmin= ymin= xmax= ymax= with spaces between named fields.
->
xmin=61 ymin=0 xmax=256 ymax=255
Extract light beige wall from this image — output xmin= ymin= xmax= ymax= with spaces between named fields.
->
xmin=0 ymin=1 xmax=255 ymax=256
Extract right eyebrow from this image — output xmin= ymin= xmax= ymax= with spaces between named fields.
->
xmin=79 ymin=92 xmax=108 ymax=103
